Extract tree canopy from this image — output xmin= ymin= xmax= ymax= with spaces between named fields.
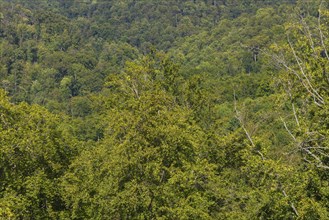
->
xmin=1 ymin=0 xmax=329 ymax=219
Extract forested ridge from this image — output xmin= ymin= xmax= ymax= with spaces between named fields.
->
xmin=1 ymin=0 xmax=329 ymax=219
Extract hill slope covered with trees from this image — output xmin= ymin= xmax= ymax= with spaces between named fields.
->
xmin=1 ymin=0 xmax=329 ymax=219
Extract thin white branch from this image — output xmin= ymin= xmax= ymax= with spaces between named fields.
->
xmin=283 ymin=189 xmax=299 ymax=217
xmin=317 ymin=1 xmax=329 ymax=61
xmin=234 ymin=91 xmax=264 ymax=160
xmin=271 ymin=52 xmax=321 ymax=105
xmin=281 ymin=117 xmax=297 ymax=142
xmin=300 ymin=15 xmax=316 ymax=55
xmin=287 ymin=37 xmax=325 ymax=105
xmin=291 ymin=103 xmax=300 ymax=127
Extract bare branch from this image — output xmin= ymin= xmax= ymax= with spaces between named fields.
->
xmin=269 ymin=50 xmax=323 ymax=106
xmin=282 ymin=189 xmax=299 ymax=217
xmin=317 ymin=0 xmax=329 ymax=61
xmin=234 ymin=91 xmax=265 ymax=160
xmin=299 ymin=15 xmax=316 ymax=55
xmin=281 ymin=117 xmax=297 ymax=142
xmin=234 ymin=91 xmax=255 ymax=148
xmin=287 ymin=37 xmax=325 ymax=105
xmin=291 ymin=103 xmax=300 ymax=127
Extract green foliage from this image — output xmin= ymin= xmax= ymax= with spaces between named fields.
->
xmin=60 ymin=54 xmax=221 ymax=219
xmin=1 ymin=0 xmax=329 ymax=219
xmin=0 ymin=89 xmax=78 ymax=218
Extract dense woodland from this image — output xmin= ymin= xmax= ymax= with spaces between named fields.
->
xmin=1 ymin=0 xmax=329 ymax=219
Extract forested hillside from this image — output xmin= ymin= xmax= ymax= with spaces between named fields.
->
xmin=1 ymin=0 xmax=329 ymax=219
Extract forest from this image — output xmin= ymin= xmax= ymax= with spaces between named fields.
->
xmin=1 ymin=0 xmax=329 ymax=219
